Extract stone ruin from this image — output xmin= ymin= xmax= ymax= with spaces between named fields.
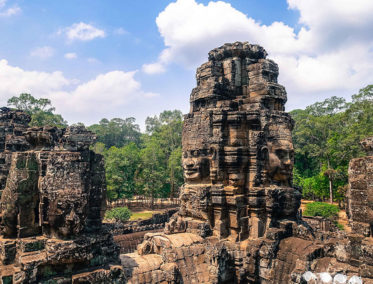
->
xmin=1 ymin=42 xmax=373 ymax=284
xmin=0 ymin=108 xmax=123 ymax=283
xmin=347 ymin=137 xmax=373 ymax=237
xmin=120 ymin=43 xmax=373 ymax=283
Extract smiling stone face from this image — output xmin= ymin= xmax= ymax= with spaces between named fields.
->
xmin=267 ymin=139 xmax=294 ymax=186
xmin=182 ymin=149 xmax=210 ymax=183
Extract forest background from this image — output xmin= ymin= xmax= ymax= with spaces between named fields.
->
xmin=7 ymin=84 xmax=373 ymax=207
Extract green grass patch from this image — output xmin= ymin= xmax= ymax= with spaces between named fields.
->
xmin=104 ymin=207 xmax=132 ymax=222
xmin=130 ymin=212 xmax=153 ymax=221
xmin=336 ymin=222 xmax=344 ymax=230
xmin=303 ymin=202 xmax=339 ymax=219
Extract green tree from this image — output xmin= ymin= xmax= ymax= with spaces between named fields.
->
xmin=88 ymin=117 xmax=141 ymax=148
xmin=168 ymin=147 xmax=183 ymax=198
xmin=291 ymin=85 xmax=373 ymax=204
xmin=291 ymin=97 xmax=346 ymax=203
xmin=7 ymin=93 xmax=67 ymax=127
xmin=104 ymin=143 xmax=141 ymax=201
xmin=142 ymin=110 xmax=184 ymax=199
xmin=137 ymin=137 xmax=167 ymax=207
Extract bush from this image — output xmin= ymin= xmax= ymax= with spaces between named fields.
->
xmin=303 ymin=202 xmax=339 ymax=219
xmin=104 ymin=207 xmax=132 ymax=222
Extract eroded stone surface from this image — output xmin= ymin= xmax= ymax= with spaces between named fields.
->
xmin=347 ymin=136 xmax=373 ymax=237
xmin=0 ymin=108 xmax=121 ymax=283
xmin=120 ymin=43 xmax=373 ymax=284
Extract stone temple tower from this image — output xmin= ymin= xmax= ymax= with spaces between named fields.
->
xmin=171 ymin=41 xmax=301 ymax=241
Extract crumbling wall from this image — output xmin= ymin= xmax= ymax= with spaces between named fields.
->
xmin=347 ymin=137 xmax=373 ymax=237
xmin=0 ymin=108 xmax=123 ymax=283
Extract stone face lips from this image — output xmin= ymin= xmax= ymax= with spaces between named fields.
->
xmin=0 ymin=108 xmax=121 ymax=283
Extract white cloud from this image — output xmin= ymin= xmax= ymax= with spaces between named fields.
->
xmin=0 ymin=0 xmax=21 ymax=17
xmin=64 ymin=52 xmax=77 ymax=59
xmin=142 ymin=62 xmax=166 ymax=74
xmin=87 ymin=57 xmax=99 ymax=64
xmin=145 ymin=0 xmax=373 ymax=109
xmin=0 ymin=59 xmax=157 ymax=124
xmin=0 ymin=59 xmax=70 ymax=103
xmin=60 ymin=22 xmax=105 ymax=42
xmin=51 ymin=71 xmax=158 ymax=114
xmin=30 ymin=46 xmax=55 ymax=59
xmin=114 ymin=27 xmax=128 ymax=35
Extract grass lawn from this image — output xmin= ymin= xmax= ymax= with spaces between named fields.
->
xmin=129 ymin=211 xmax=154 ymax=221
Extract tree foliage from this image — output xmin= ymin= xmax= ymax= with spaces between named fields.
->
xmin=88 ymin=117 xmax=141 ymax=148
xmin=104 ymin=207 xmax=132 ymax=222
xmin=92 ymin=110 xmax=184 ymax=202
xmin=292 ymin=85 xmax=373 ymax=204
xmin=7 ymin=93 xmax=67 ymax=128
xmin=104 ymin=143 xmax=141 ymax=201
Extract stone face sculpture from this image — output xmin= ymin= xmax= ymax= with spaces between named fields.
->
xmin=0 ymin=108 xmax=121 ymax=283
xmin=176 ymin=41 xmax=300 ymax=240
xmin=120 ymin=43 xmax=373 ymax=284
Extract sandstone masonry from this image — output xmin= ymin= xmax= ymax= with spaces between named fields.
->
xmin=120 ymin=42 xmax=373 ymax=284
xmin=0 ymin=108 xmax=124 ymax=283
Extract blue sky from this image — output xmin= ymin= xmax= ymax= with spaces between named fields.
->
xmin=0 ymin=0 xmax=372 ymax=130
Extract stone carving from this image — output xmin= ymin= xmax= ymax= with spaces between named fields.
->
xmin=347 ymin=136 xmax=373 ymax=236
xmin=0 ymin=108 xmax=122 ymax=283
xmin=120 ymin=43 xmax=373 ymax=284
xmin=176 ymin=41 xmax=300 ymax=240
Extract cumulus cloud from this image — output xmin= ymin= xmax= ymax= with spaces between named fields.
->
xmin=60 ymin=22 xmax=106 ymax=42
xmin=0 ymin=0 xmax=21 ymax=17
xmin=145 ymin=0 xmax=373 ymax=108
xmin=64 ymin=52 xmax=77 ymax=59
xmin=30 ymin=46 xmax=55 ymax=59
xmin=142 ymin=62 xmax=166 ymax=74
xmin=0 ymin=60 xmax=157 ymax=124
xmin=51 ymin=71 xmax=158 ymax=113
xmin=0 ymin=59 xmax=70 ymax=103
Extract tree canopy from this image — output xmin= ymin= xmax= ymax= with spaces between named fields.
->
xmin=93 ymin=110 xmax=184 ymax=203
xmin=7 ymin=93 xmax=67 ymax=128
xmin=88 ymin=117 xmax=141 ymax=148
xmin=291 ymin=85 xmax=373 ymax=204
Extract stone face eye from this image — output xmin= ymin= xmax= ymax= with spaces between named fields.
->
xmin=276 ymin=149 xmax=285 ymax=159
xmin=183 ymin=152 xmax=188 ymax=158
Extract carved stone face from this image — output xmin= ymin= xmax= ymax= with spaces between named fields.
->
xmin=182 ymin=149 xmax=210 ymax=183
xmin=228 ymin=173 xmax=244 ymax=188
xmin=281 ymin=188 xmax=301 ymax=217
xmin=267 ymin=139 xmax=294 ymax=185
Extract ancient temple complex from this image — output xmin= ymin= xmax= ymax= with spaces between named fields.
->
xmin=120 ymin=42 xmax=373 ymax=284
xmin=1 ymin=42 xmax=373 ymax=283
